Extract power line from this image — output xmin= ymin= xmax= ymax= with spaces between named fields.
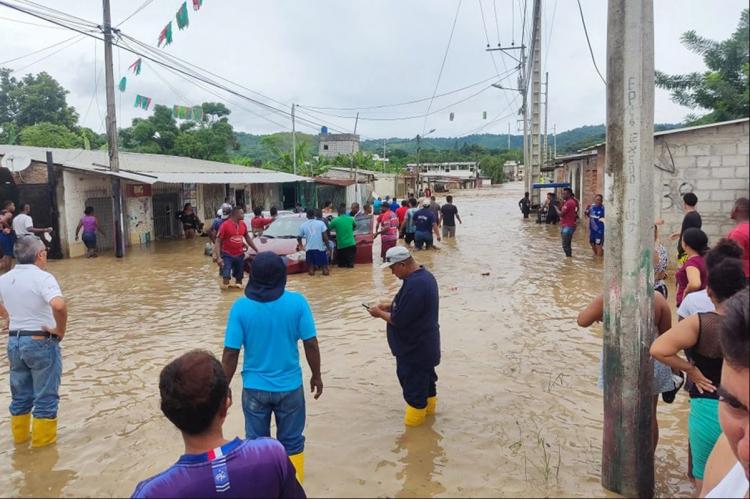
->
xmin=0 ymin=13 xmax=67 ymax=28
xmin=116 ymin=0 xmax=154 ymax=27
xmin=576 ymin=0 xmax=607 ymax=85
xmin=543 ymin=0 xmax=558 ymax=63
xmin=0 ymin=33 xmax=82 ymax=65
xmin=11 ymin=34 xmax=87 ymax=73
xmin=492 ymin=0 xmax=500 ymax=45
xmin=422 ymin=0 xmax=463 ymax=134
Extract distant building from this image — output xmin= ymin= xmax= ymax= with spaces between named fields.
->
xmin=503 ymin=160 xmax=519 ymax=181
xmin=318 ymin=133 xmax=360 ymax=158
xmin=405 ymin=161 xmax=482 ymax=190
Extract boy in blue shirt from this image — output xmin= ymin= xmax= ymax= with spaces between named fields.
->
xmin=222 ymin=252 xmax=323 ymax=484
xmin=585 ymin=194 xmax=605 ymax=256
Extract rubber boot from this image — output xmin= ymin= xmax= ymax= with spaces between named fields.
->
xmin=404 ymin=404 xmax=426 ymax=427
xmin=426 ymin=396 xmax=437 ymax=415
xmin=11 ymin=414 xmax=31 ymax=444
xmin=31 ymin=417 xmax=57 ymax=448
xmin=289 ymin=452 xmax=304 ymax=484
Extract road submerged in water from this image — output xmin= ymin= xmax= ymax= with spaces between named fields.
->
xmin=0 ymin=182 xmax=693 ymax=497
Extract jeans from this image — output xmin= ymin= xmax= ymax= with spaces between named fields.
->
xmin=396 ymin=358 xmax=437 ymax=409
xmin=242 ymin=386 xmax=306 ymax=455
xmin=8 ymin=336 xmax=62 ymax=419
xmin=81 ymin=231 xmax=97 ymax=249
xmin=414 ymin=230 xmax=433 ymax=250
xmin=221 ymin=253 xmax=245 ymax=282
xmin=561 ymin=226 xmax=576 ymax=257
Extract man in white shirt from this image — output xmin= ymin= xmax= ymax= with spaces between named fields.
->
xmin=677 ymin=289 xmax=716 ymax=321
xmin=0 ymin=236 xmax=67 ymax=447
xmin=12 ymin=203 xmax=52 ymax=238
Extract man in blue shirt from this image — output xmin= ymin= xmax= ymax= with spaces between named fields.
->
xmin=222 ymin=252 xmax=323 ymax=484
xmin=584 ymin=194 xmax=605 ymax=257
xmin=368 ymin=246 xmax=441 ymax=427
xmin=133 ymin=350 xmax=306 ymax=498
xmin=296 ymin=209 xmax=330 ymax=276
xmin=413 ymin=200 xmax=441 ymax=250
xmin=373 ymin=197 xmax=383 ymax=215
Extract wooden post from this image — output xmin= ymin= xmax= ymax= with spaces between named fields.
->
xmin=45 ymin=151 xmax=62 ymax=259
xmin=601 ymin=1 xmax=655 ymax=497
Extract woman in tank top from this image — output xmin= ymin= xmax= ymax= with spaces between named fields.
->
xmin=676 ymin=228 xmax=709 ymax=307
xmin=701 ymin=290 xmax=749 ymax=498
xmin=75 ymin=206 xmax=104 ymax=258
xmin=651 ymin=257 xmax=746 ymax=494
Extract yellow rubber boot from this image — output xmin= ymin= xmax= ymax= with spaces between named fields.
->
xmin=288 ymin=452 xmax=304 ymax=484
xmin=31 ymin=418 xmax=57 ymax=448
xmin=404 ymin=404 xmax=427 ymax=427
xmin=11 ymin=414 xmax=31 ymax=444
xmin=426 ymin=396 xmax=437 ymax=415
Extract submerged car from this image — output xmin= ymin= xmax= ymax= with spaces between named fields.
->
xmin=244 ymin=213 xmax=374 ymax=274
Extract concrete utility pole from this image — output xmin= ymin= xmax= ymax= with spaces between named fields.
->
xmin=553 ymin=123 xmax=557 ymax=160
xmin=543 ymin=71 xmax=549 ymax=166
xmin=507 ymin=122 xmax=511 ymax=150
xmin=601 ymin=1 xmax=655 ymax=497
xmin=291 ymin=104 xmax=297 ymax=175
xmin=102 ymin=0 xmax=125 ymax=257
xmin=350 ymin=112 xmax=359 ymax=202
xmin=529 ymin=0 xmax=542 ymax=193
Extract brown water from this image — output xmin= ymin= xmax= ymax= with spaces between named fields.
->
xmin=0 ymin=183 xmax=693 ymax=497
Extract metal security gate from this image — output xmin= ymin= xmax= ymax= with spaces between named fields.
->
xmin=152 ymin=193 xmax=180 ymax=239
xmin=84 ymin=196 xmax=114 ymax=251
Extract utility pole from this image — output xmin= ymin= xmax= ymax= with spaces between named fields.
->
xmin=601 ymin=1 xmax=655 ymax=497
xmin=416 ymin=134 xmax=421 ymax=192
xmin=507 ymin=122 xmax=511 ymax=150
xmin=102 ymin=0 xmax=124 ymax=257
xmin=291 ymin=103 xmax=297 ymax=176
xmin=529 ymin=0 xmax=542 ymax=194
xmin=553 ymin=123 xmax=557 ymax=160
xmin=383 ymin=139 xmax=387 ymax=173
xmin=543 ymin=71 xmax=549 ymax=166
xmin=350 ymin=112 xmax=360 ymax=203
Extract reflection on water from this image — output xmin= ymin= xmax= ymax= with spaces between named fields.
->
xmin=0 ymin=183 xmax=692 ymax=497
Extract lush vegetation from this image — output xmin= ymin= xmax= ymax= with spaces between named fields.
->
xmin=657 ymin=8 xmax=749 ymax=125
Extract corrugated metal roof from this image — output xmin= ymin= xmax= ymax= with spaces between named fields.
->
xmin=313 ymin=176 xmax=355 ymax=187
xmin=0 ymin=145 xmax=310 ymax=184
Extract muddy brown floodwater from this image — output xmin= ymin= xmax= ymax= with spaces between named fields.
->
xmin=0 ymin=182 xmax=694 ymax=497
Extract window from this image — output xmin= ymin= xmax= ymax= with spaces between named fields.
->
xmin=323 ymin=144 xmax=329 ymax=150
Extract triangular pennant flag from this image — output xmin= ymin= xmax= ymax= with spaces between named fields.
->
xmin=482 ymin=111 xmax=487 ymax=119
xmin=134 ymin=95 xmax=142 ymax=108
xmin=143 ymin=97 xmax=152 ymax=110
xmin=128 ymin=58 xmax=142 ymax=75
xmin=449 ymin=112 xmax=454 ymax=121
xmin=118 ymin=77 xmax=127 ymax=92
xmin=158 ymin=21 xmax=173 ymax=47
xmin=176 ymin=2 xmax=189 ymax=30
xmin=192 ymin=0 xmax=203 ymax=11
xmin=191 ymin=106 xmax=204 ymax=121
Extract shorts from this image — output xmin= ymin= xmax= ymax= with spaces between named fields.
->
xmin=597 ymin=353 xmax=676 ymax=395
xmin=0 ymin=232 xmax=14 ymax=257
xmin=381 ymin=238 xmax=397 ymax=260
xmin=82 ymin=231 xmax=97 ymax=249
xmin=442 ymin=225 xmax=456 ymax=237
xmin=306 ymin=249 xmax=328 ymax=268
xmin=589 ymin=230 xmax=604 ymax=245
xmin=415 ymin=230 xmax=433 ymax=250
xmin=688 ymin=398 xmax=721 ymax=480
xmin=404 ymin=232 xmax=415 ymax=245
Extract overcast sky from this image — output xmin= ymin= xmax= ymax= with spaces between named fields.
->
xmin=1 ymin=0 xmax=746 ymax=140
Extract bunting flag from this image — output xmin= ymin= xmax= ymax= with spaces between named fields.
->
xmin=128 ymin=57 xmax=142 ymax=75
xmin=134 ymin=95 xmax=152 ymax=110
xmin=192 ymin=0 xmax=203 ymax=11
xmin=482 ymin=111 xmax=487 ymax=119
xmin=158 ymin=21 xmax=173 ymax=47
xmin=191 ymin=105 xmax=204 ymax=121
xmin=176 ymin=2 xmax=189 ymax=30
xmin=173 ymin=105 xmax=188 ymax=119
xmin=449 ymin=112 xmax=455 ymax=121
xmin=118 ymin=77 xmax=127 ymax=92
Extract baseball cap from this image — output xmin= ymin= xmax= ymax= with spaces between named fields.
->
xmin=380 ymin=246 xmax=412 ymax=269
xmin=422 ymin=200 xmax=431 ymax=208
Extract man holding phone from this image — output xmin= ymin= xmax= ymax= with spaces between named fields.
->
xmin=368 ymin=246 xmax=440 ymax=427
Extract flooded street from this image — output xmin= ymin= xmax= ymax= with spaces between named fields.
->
xmin=0 ymin=182 xmax=693 ymax=497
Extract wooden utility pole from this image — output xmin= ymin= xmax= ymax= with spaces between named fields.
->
xmin=291 ymin=103 xmax=297 ymax=175
xmin=102 ymin=0 xmax=125 ymax=257
xmin=601 ymin=1 xmax=655 ymax=497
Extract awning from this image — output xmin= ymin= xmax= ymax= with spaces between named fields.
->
xmin=152 ymin=172 xmax=310 ymax=184
xmin=532 ymin=182 xmax=570 ymax=189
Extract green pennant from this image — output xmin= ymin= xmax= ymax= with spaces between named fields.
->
xmin=191 ymin=105 xmax=204 ymax=121
xmin=134 ymin=95 xmax=142 ymax=108
xmin=158 ymin=21 xmax=173 ymax=47
xmin=176 ymin=2 xmax=189 ymax=30
xmin=118 ymin=77 xmax=127 ymax=92
xmin=482 ymin=111 xmax=487 ymax=119
xmin=192 ymin=0 xmax=203 ymax=11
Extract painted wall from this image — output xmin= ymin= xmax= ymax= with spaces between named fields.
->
xmin=124 ymin=193 xmax=153 ymax=246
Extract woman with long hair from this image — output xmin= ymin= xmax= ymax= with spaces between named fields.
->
xmin=676 ymin=228 xmax=709 ymax=307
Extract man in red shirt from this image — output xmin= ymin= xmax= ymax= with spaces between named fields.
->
xmin=250 ymin=206 xmax=274 ymax=236
xmin=396 ymin=199 xmax=409 ymax=239
xmin=727 ymin=197 xmax=749 ymax=283
xmin=555 ymin=187 xmax=578 ymax=257
xmin=214 ymin=207 xmax=258 ymax=289
xmin=376 ymin=204 xmax=399 ymax=262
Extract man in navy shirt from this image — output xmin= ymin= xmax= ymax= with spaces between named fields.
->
xmin=368 ymin=246 xmax=441 ymax=427
xmin=413 ymin=200 xmax=441 ymax=250
xmin=132 ymin=350 xmax=305 ymax=498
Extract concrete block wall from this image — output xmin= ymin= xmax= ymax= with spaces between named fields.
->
xmin=60 ymin=170 xmax=111 ymax=258
xmin=653 ymin=120 xmax=750 ymax=251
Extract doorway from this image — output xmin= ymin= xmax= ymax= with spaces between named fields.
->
xmin=84 ymin=197 xmax=114 ymax=251
xmin=152 ymin=193 xmax=180 ymax=239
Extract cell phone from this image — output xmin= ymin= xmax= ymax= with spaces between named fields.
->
xmin=361 ymin=303 xmax=370 ymax=310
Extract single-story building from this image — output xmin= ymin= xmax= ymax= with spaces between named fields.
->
xmin=320 ymin=166 xmax=416 ymax=200
xmin=0 ymin=145 xmax=309 ymax=258
xmin=555 ymin=117 xmax=750 ymax=248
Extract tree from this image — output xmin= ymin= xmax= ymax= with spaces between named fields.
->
xmin=4 ymin=70 xmax=79 ymax=128
xmin=19 ymin=122 xmax=81 ymax=148
xmin=656 ymin=9 xmax=749 ymax=124
xmin=201 ymin=102 xmax=231 ymax=122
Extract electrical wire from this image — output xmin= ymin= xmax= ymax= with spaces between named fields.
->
xmin=576 ymin=0 xmax=607 ymax=85
xmin=12 ymin=0 xmax=99 ymax=29
xmin=0 ymin=13 xmax=67 ymax=28
xmin=116 ymin=0 xmax=154 ymax=27
xmin=422 ymin=0 xmax=463 ymax=134
xmin=478 ymin=0 xmax=491 ymax=48
xmin=543 ymin=0 xmax=558 ymax=63
xmin=492 ymin=0 xmax=500 ymax=45
xmin=0 ymin=33 xmax=82 ymax=65
xmin=11 ymin=34 xmax=87 ymax=73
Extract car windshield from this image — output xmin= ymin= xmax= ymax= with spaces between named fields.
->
xmin=355 ymin=215 xmax=373 ymax=234
xmin=262 ymin=216 xmax=305 ymax=238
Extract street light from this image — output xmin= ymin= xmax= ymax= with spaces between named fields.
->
xmin=416 ymin=129 xmax=436 ymax=193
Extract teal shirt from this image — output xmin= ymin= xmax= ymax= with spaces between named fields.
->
xmin=224 ymin=291 xmax=317 ymax=392
xmin=329 ymin=215 xmax=356 ymax=249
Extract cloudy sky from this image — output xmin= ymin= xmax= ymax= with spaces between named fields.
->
xmin=1 ymin=0 xmax=746 ymax=140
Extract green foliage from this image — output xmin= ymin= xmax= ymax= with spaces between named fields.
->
xmin=0 ymin=68 xmax=78 ymax=129
xmin=656 ymin=9 xmax=749 ymax=125
xmin=235 ymin=131 xmax=317 ymax=162
xmin=18 ymin=122 xmax=81 ymax=148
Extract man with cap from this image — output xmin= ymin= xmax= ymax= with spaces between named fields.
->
xmin=413 ymin=200 xmax=441 ymax=250
xmin=368 ymin=246 xmax=440 ymax=427
xmin=222 ymin=252 xmax=323 ymax=484
xmin=208 ymin=203 xmax=233 ymax=244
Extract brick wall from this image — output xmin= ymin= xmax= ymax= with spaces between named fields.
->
xmin=11 ymin=160 xmax=48 ymax=185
